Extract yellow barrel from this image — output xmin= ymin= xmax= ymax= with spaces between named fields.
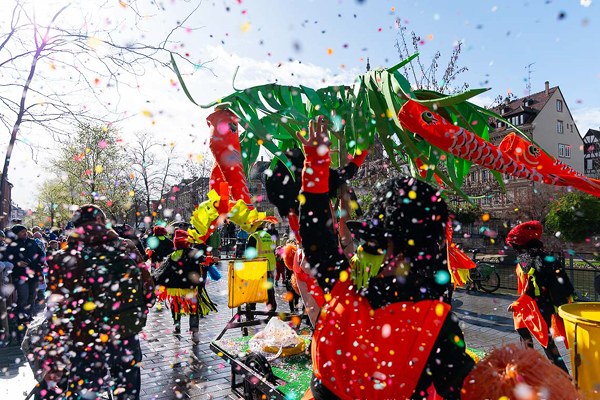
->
xmin=558 ymin=303 xmax=600 ymax=398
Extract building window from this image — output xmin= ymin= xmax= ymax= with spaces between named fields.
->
xmin=556 ymin=99 xmax=563 ymax=112
xmin=519 ymin=114 xmax=524 ymax=125
xmin=586 ymin=159 xmax=593 ymax=171
xmin=558 ymin=144 xmax=571 ymax=158
xmin=557 ymin=120 xmax=564 ymax=134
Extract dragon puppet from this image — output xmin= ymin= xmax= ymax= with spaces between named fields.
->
xmin=186 ymin=108 xmax=277 ymax=245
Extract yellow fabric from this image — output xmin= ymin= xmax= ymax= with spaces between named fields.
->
xmin=465 ymin=348 xmax=481 ymax=363
xmin=188 ymin=189 xmax=221 ymax=243
xmin=169 ymin=249 xmax=184 ymax=261
xmin=162 ymin=287 xmax=197 ymax=297
xmin=228 ymin=199 xmax=277 ymax=233
xmin=350 ymin=246 xmax=385 ymax=289
xmin=228 ymin=259 xmax=269 ymax=308
xmin=454 ymin=268 xmax=471 ymax=286
xmin=526 ymin=265 xmax=541 ymax=296
xmin=249 ymin=231 xmax=276 ymax=271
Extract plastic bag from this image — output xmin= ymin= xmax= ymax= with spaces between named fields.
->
xmin=248 ymin=318 xmax=303 ymax=358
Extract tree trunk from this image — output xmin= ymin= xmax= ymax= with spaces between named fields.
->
xmin=0 ymin=44 xmax=44 ymax=226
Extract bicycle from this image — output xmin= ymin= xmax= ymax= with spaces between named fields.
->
xmin=466 ymin=249 xmax=501 ymax=293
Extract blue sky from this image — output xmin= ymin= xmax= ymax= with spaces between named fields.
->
xmin=182 ymin=0 xmax=599 ymax=110
xmin=4 ymin=0 xmax=600 ymax=208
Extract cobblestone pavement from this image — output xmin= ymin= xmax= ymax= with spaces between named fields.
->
xmin=1 ymin=261 xmax=571 ymax=399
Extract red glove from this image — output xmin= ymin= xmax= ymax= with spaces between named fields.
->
xmin=349 ymin=149 xmax=368 ymax=168
xmin=302 ymin=145 xmax=330 ymax=194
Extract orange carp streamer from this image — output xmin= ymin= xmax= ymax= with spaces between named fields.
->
xmin=500 ymin=132 xmax=600 ymax=197
xmin=398 ymin=100 xmax=576 ymax=188
xmin=207 ymin=109 xmax=253 ymax=204
xmin=462 ymin=344 xmax=580 ymax=400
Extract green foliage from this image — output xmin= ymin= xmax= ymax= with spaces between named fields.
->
xmin=449 ymin=202 xmax=482 ymax=225
xmin=37 ymin=179 xmax=74 ymax=227
xmin=171 ymin=55 xmax=528 ymax=198
xmin=49 ymin=124 xmax=133 ymax=220
xmin=545 ymin=193 xmax=600 ymax=242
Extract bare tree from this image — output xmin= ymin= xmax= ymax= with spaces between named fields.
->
xmin=0 ymin=0 xmax=207 ymax=226
xmin=129 ymin=132 xmax=179 ymax=224
xmin=182 ymin=152 xmax=213 ymax=181
xmin=395 ymin=18 xmax=468 ymax=94
xmin=511 ymin=184 xmax=567 ymax=222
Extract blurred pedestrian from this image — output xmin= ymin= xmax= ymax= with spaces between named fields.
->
xmin=37 ymin=204 xmax=155 ymax=399
xmin=274 ymin=246 xmax=286 ymax=287
xmin=145 ymin=225 xmax=174 ymax=267
xmin=4 ymin=224 xmax=45 ymax=329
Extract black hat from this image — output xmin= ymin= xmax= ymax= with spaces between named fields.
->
xmin=346 ymin=177 xmax=448 ymax=255
xmin=72 ymin=204 xmax=106 ymax=227
xmin=10 ymin=224 xmax=27 ymax=235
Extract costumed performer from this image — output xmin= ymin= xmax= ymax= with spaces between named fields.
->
xmin=153 ymin=229 xmax=217 ymax=343
xmin=505 ymin=221 xmax=573 ymax=373
xmin=265 ymin=146 xmax=368 ymax=328
xmin=298 ymin=116 xmax=474 ymax=399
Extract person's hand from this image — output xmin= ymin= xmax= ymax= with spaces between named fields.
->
xmin=16 ymin=261 xmax=28 ymax=268
xmin=507 ymin=304 xmax=514 ymax=312
xmin=296 ymin=115 xmax=330 ymax=151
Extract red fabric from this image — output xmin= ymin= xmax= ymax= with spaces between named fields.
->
xmin=293 ymin=255 xmax=324 ymax=308
xmin=288 ymin=212 xmax=301 ymax=244
xmin=551 ymin=314 xmax=569 ymax=349
xmin=506 ymin=221 xmax=543 ymax=247
xmin=207 ymin=109 xmax=252 ymax=204
xmin=415 ymin=158 xmax=444 ymax=186
xmin=209 ymin=163 xmax=227 ymax=192
xmin=156 ymin=288 xmax=198 ymax=315
xmin=312 ymin=275 xmax=450 ymax=399
xmin=446 ymin=221 xmax=475 ymax=287
xmin=217 ymin=182 xmax=230 ymax=215
xmin=173 ymin=229 xmax=190 ymax=250
xmin=511 ymin=294 xmax=549 ymax=348
xmin=500 ymin=132 xmax=600 ymax=198
xmin=349 ymin=149 xmax=368 ymax=168
xmin=302 ymin=146 xmax=330 ymax=194
xmin=153 ymin=226 xmax=167 ymax=236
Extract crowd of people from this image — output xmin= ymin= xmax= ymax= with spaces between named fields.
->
xmin=0 ymin=115 xmax=584 ymax=399
xmin=0 ymin=208 xmax=229 ymax=399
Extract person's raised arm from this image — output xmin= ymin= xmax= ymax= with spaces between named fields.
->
xmin=297 ymin=116 xmax=349 ymax=292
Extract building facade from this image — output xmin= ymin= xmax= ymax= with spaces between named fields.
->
xmin=161 ymin=177 xmax=210 ymax=222
xmin=459 ymin=81 xmax=584 ymax=223
xmin=583 ymin=129 xmax=600 ymax=178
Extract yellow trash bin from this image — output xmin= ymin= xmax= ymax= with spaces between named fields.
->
xmin=558 ymin=302 xmax=600 ymax=398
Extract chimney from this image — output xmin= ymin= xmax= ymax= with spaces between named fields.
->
xmin=545 ymin=81 xmax=549 ymax=95
xmin=504 ymin=97 xmax=510 ymax=106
